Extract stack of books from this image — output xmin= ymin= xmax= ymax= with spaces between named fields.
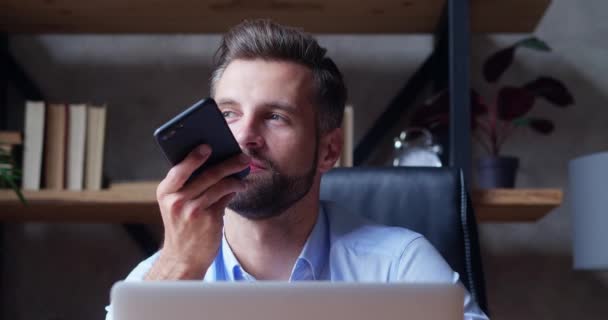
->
xmin=21 ymin=101 xmax=107 ymax=191
xmin=0 ymin=131 xmax=22 ymax=157
xmin=0 ymin=131 xmax=23 ymax=183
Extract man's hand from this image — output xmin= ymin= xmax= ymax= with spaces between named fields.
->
xmin=145 ymin=144 xmax=250 ymax=280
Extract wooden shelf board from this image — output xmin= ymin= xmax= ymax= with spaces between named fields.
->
xmin=0 ymin=182 xmax=562 ymax=223
xmin=0 ymin=182 xmax=161 ymax=223
xmin=473 ymin=188 xmax=562 ymax=222
xmin=0 ymin=0 xmax=550 ymax=34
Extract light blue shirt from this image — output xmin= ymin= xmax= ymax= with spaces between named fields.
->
xmin=106 ymin=201 xmax=488 ymax=319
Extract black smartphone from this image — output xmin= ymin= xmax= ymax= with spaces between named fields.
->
xmin=153 ymin=98 xmax=249 ymax=185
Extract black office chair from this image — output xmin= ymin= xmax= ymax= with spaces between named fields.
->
xmin=320 ymin=167 xmax=488 ymax=313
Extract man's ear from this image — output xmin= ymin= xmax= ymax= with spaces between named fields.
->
xmin=317 ymin=127 xmax=343 ymax=173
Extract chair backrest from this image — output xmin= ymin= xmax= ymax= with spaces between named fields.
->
xmin=320 ymin=167 xmax=488 ymax=312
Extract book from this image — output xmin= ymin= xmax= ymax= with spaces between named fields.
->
xmin=44 ymin=104 xmax=67 ymax=190
xmin=0 ymin=131 xmax=22 ymax=159
xmin=22 ymin=101 xmax=45 ymax=190
xmin=85 ymin=105 xmax=107 ymax=190
xmin=334 ymin=105 xmax=354 ymax=168
xmin=341 ymin=105 xmax=354 ymax=167
xmin=66 ymin=104 xmax=87 ymax=191
xmin=0 ymin=131 xmax=22 ymax=146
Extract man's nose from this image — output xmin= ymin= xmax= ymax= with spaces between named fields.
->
xmin=233 ymin=115 xmax=265 ymax=150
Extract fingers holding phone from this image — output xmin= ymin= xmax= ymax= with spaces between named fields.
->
xmin=156 ymin=144 xmax=212 ymax=195
xmin=149 ymin=145 xmax=249 ymax=280
xmin=179 ymin=152 xmax=250 ymax=200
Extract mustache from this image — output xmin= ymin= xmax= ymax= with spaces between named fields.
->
xmin=242 ymin=149 xmax=277 ymax=171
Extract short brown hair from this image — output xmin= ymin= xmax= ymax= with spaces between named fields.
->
xmin=211 ymin=19 xmax=347 ymax=132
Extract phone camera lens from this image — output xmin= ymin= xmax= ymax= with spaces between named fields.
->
xmin=163 ymin=129 xmax=177 ymax=141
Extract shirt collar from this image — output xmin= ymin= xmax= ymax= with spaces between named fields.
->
xmin=221 ymin=231 xmax=249 ymax=281
xmin=221 ymin=204 xmax=329 ymax=281
xmin=291 ymin=203 xmax=328 ymax=280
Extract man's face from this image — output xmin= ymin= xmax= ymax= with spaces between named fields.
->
xmin=214 ymin=59 xmax=319 ymax=219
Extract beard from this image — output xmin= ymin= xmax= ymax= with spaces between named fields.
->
xmin=227 ymin=142 xmax=318 ymax=220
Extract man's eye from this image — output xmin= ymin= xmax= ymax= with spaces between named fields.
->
xmin=222 ymin=111 xmax=234 ymax=118
xmin=269 ymin=113 xmax=284 ymax=121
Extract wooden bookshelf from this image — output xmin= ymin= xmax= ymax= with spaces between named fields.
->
xmin=0 ymin=182 xmax=562 ymax=223
xmin=1 ymin=0 xmax=550 ymax=34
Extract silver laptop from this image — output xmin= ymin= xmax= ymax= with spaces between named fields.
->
xmin=111 ymin=281 xmax=464 ymax=320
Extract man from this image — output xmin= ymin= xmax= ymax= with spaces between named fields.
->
xmin=106 ymin=19 xmax=488 ymax=319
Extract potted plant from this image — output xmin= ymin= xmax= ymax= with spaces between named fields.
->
xmin=0 ymin=145 xmax=26 ymax=204
xmin=411 ymin=37 xmax=575 ymax=188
